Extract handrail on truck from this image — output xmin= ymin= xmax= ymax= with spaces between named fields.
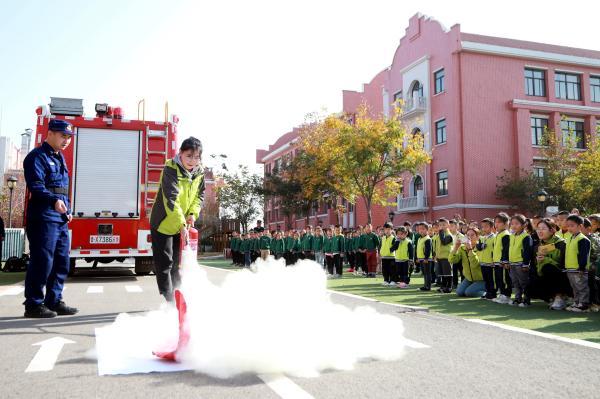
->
xmin=138 ymin=99 xmax=145 ymax=122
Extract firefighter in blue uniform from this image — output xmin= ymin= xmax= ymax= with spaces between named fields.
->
xmin=23 ymin=119 xmax=79 ymax=318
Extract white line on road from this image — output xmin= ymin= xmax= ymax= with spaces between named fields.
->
xmin=258 ymin=374 xmax=314 ymax=399
xmin=466 ymin=318 xmax=600 ymax=350
xmin=0 ymin=286 xmax=24 ymax=296
xmin=25 ymin=337 xmax=75 ymax=372
xmin=87 ymin=286 xmax=104 ymax=294
xmin=401 ymin=338 xmax=431 ymax=349
xmin=125 ymin=285 xmax=143 ymax=293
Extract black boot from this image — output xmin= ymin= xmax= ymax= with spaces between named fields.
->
xmin=24 ymin=304 xmax=58 ymax=318
xmin=48 ymin=301 xmax=79 ymax=316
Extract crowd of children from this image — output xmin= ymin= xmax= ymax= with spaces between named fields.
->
xmin=228 ymin=210 xmax=600 ymax=312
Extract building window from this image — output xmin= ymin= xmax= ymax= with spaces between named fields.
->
xmin=393 ymin=91 xmax=403 ymax=103
xmin=524 ymin=68 xmax=546 ymax=96
xmin=412 ymin=175 xmax=423 ymax=195
xmin=435 ymin=119 xmax=447 ymax=144
xmin=434 ymin=69 xmax=445 ymax=94
xmin=555 ymin=72 xmax=581 ymax=100
xmin=591 ymin=76 xmax=600 ymax=103
xmin=411 ymin=81 xmax=423 ymax=98
xmin=533 ymin=167 xmax=545 ymax=178
xmin=436 ymin=171 xmax=448 ymax=196
xmin=531 ymin=116 xmax=548 ymax=146
xmin=561 ymin=120 xmax=585 ymax=149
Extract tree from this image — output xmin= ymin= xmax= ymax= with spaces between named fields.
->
xmin=564 ymin=138 xmax=600 ymax=213
xmin=297 ymin=104 xmax=431 ymax=223
xmin=217 ymin=165 xmax=263 ymax=233
xmin=495 ymin=168 xmax=544 ymax=214
xmin=496 ymin=125 xmax=598 ymax=214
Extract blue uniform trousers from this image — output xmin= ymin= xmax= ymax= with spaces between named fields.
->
xmin=24 ymin=221 xmax=70 ymax=308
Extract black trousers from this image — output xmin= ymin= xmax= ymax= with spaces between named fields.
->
xmin=481 ymin=265 xmax=496 ymax=298
xmin=326 ymin=255 xmax=335 ymax=275
xmin=494 ymin=264 xmax=512 ymax=296
xmin=333 ymin=254 xmax=342 ymax=275
xmin=420 ymin=261 xmax=432 ymax=289
xmin=151 ymin=229 xmax=181 ymax=301
xmin=382 ymin=258 xmax=396 ymax=283
xmin=437 ymin=259 xmax=453 ymax=290
xmin=396 ymin=261 xmax=410 ymax=284
xmin=452 ymin=262 xmax=464 ymax=287
xmin=356 ymin=252 xmax=367 ymax=273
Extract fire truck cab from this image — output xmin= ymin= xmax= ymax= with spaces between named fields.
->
xmin=29 ymin=97 xmax=178 ymax=275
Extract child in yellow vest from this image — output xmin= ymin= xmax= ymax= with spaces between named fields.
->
xmin=477 ymin=218 xmax=496 ymax=299
xmin=391 ymin=226 xmax=414 ymax=288
xmin=379 ymin=222 xmax=397 ymax=286
xmin=508 ymin=214 xmax=534 ymax=307
xmin=434 ymin=218 xmax=454 ymax=293
xmin=416 ymin=223 xmax=433 ymax=291
xmin=492 ymin=213 xmax=512 ymax=304
xmin=564 ymin=214 xmax=592 ymax=312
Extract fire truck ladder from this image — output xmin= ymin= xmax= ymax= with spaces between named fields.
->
xmin=144 ymin=126 xmax=169 ymax=212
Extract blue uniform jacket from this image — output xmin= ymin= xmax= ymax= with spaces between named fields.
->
xmin=23 ymin=141 xmax=71 ymax=223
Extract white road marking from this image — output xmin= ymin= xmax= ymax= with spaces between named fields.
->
xmin=87 ymin=286 xmax=104 ymax=294
xmin=0 ymin=286 xmax=24 ymax=296
xmin=467 ymin=318 xmax=600 ymax=350
xmin=401 ymin=338 xmax=431 ymax=349
xmin=25 ymin=337 xmax=75 ymax=372
xmin=258 ymin=373 xmax=314 ymax=399
xmin=125 ymin=285 xmax=143 ymax=293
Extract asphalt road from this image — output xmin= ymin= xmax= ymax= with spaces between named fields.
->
xmin=1 ymin=260 xmax=599 ymax=399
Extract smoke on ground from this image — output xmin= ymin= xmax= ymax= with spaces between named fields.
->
xmin=98 ymin=251 xmax=407 ymax=378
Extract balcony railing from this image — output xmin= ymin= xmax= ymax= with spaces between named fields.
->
xmin=401 ymin=96 xmax=427 ymax=118
xmin=397 ymin=191 xmax=428 ymax=212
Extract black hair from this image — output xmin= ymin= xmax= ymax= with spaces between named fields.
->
xmin=180 ymin=136 xmax=203 ymax=153
xmin=403 ymin=221 xmax=412 ymax=227
xmin=438 ymin=217 xmax=449 ymax=223
xmin=396 ymin=226 xmax=407 ymax=234
xmin=557 ymin=210 xmax=570 ymax=216
xmin=511 ymin=214 xmax=527 ymax=226
xmin=449 ymin=219 xmax=458 ymax=225
xmin=583 ymin=218 xmax=592 ymax=228
xmin=495 ymin=212 xmax=510 ymax=224
xmin=566 ymin=214 xmax=584 ymax=225
xmin=481 ymin=218 xmax=494 ymax=227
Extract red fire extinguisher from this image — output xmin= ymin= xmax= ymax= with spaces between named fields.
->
xmin=180 ymin=225 xmax=199 ymax=253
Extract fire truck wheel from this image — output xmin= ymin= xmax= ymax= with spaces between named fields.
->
xmin=68 ymin=258 xmax=76 ymax=276
xmin=135 ymin=257 xmax=154 ymax=276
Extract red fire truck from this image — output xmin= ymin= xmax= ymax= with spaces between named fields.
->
xmin=29 ymin=97 xmax=178 ymax=275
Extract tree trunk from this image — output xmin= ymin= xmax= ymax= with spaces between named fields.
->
xmin=363 ymin=196 xmax=372 ymax=225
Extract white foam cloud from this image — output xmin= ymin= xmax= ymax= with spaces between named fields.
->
xmin=98 ymin=251 xmax=406 ymax=378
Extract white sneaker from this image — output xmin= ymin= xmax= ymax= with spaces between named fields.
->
xmin=493 ymin=295 xmax=510 ymax=304
xmin=382 ymin=281 xmax=390 ymax=286
xmin=389 ymin=282 xmax=398 ymax=287
xmin=334 ymin=274 xmax=341 ymax=279
xmin=551 ymin=297 xmax=566 ymax=310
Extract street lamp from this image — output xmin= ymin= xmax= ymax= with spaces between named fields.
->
xmin=7 ymin=176 xmax=18 ymax=228
xmin=537 ymin=189 xmax=548 ymax=217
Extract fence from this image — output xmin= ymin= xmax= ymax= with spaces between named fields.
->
xmin=1 ymin=228 xmax=25 ymax=261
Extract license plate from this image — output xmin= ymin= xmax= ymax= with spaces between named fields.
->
xmin=90 ymin=235 xmax=120 ymax=244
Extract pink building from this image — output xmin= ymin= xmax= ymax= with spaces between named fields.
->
xmin=257 ymin=13 xmax=600 ymax=230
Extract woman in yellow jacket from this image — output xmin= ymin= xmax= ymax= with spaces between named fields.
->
xmin=449 ymin=227 xmax=486 ymax=297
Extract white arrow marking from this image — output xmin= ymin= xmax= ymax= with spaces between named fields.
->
xmin=26 ymin=337 xmax=75 ymax=372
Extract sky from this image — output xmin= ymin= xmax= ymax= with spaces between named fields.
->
xmin=1 ymin=0 xmax=600 ymax=174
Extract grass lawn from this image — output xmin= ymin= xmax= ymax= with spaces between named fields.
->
xmin=0 ymin=271 xmax=26 ymax=286
xmin=199 ymin=258 xmax=600 ymax=343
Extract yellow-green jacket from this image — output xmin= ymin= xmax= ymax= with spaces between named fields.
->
xmin=150 ymin=157 xmax=204 ymax=235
